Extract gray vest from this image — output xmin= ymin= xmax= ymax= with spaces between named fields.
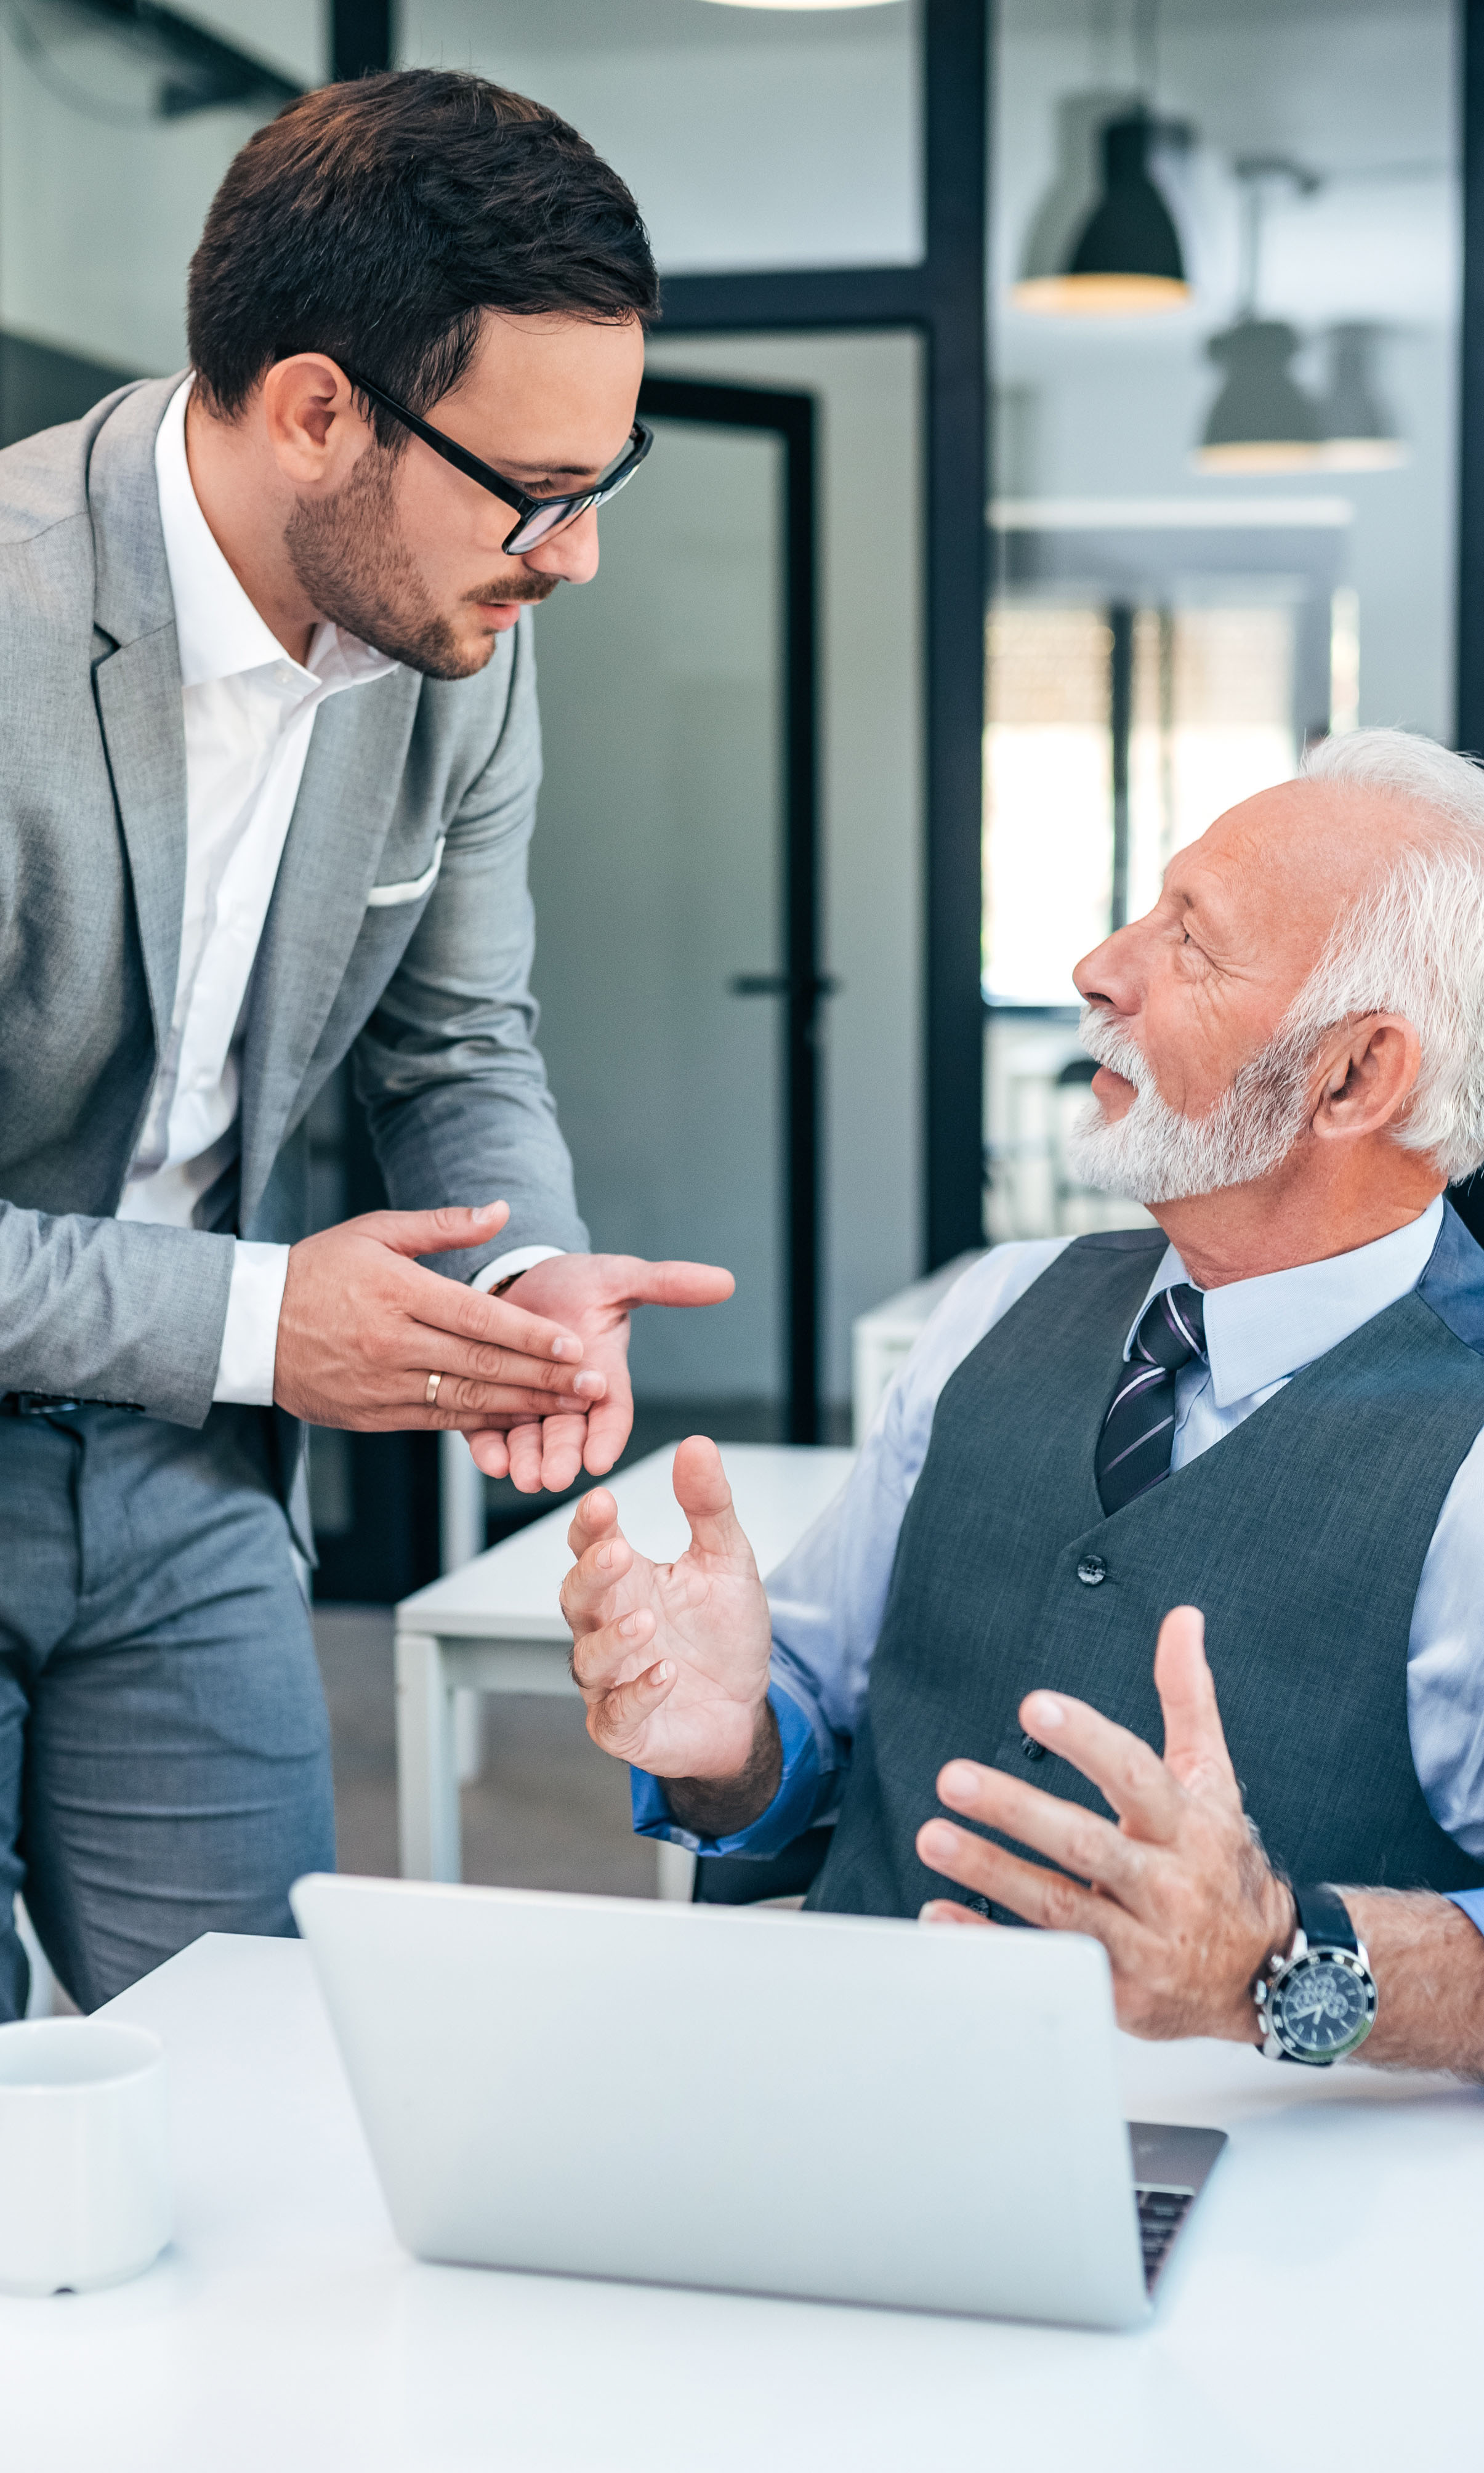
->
xmin=810 ymin=1208 xmax=1484 ymax=1920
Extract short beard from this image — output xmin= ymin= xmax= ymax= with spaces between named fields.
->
xmin=1065 ymin=1008 xmax=1316 ymax=1204
xmin=284 ymin=444 xmax=557 ymax=680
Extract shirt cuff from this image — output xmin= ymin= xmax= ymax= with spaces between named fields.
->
xmin=1445 ymin=1888 xmax=1484 ymax=1938
xmin=629 ymin=1681 xmax=826 ymax=1860
xmin=212 ymin=1240 xmax=291 ymax=1406
xmin=470 ymin=1246 xmax=565 ymax=1293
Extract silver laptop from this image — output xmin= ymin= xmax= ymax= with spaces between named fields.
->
xmin=291 ymin=1873 xmax=1224 ymax=2330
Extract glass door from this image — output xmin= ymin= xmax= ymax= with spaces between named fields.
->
xmin=526 ymin=374 xmax=822 ymax=1456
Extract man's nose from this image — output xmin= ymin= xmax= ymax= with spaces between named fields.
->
xmin=521 ymin=505 xmax=601 ymax=587
xmin=1073 ymin=918 xmax=1143 ymax=1013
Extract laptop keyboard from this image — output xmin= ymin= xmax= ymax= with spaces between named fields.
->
xmin=1135 ymin=2184 xmax=1196 ymax=2289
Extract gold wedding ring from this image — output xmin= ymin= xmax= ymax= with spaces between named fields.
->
xmin=425 ymin=1371 xmax=442 ymax=1406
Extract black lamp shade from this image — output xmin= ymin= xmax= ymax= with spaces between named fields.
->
xmin=1070 ymin=111 xmax=1186 ymax=284
xmin=1014 ymin=104 xmax=1190 ymax=315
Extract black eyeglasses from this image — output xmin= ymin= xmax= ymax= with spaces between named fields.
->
xmin=344 ymin=369 xmax=653 ymax=554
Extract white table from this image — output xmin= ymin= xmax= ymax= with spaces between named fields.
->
xmin=852 ymin=1250 xmax=985 ymax=1438
xmin=394 ymin=1442 xmax=857 ymax=1896
xmin=4 ymin=1930 xmax=1480 ymax=2472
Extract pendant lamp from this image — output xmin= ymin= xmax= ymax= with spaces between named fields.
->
xmin=1317 ymin=324 xmax=1407 ymax=471
xmin=1193 ymin=157 xmax=1325 ymax=474
xmin=1015 ymin=108 xmax=1190 ymax=316
xmin=1195 ymin=319 xmax=1324 ymax=474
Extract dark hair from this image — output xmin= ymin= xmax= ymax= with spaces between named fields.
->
xmin=187 ymin=70 xmax=658 ymax=435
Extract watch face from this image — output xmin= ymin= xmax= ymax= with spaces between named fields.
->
xmin=1273 ymin=1950 xmax=1376 ymax=2057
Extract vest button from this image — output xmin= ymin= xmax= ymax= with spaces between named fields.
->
xmin=1076 ymin=1554 xmax=1108 ymax=1586
xmin=1020 ymin=1732 xmax=1046 ymax=1762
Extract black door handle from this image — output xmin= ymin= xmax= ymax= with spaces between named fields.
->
xmin=728 ymin=972 xmax=842 ymax=998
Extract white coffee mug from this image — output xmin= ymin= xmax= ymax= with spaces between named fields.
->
xmin=0 ymin=2019 xmax=170 ymax=2295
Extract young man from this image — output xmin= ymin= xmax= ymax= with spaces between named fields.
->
xmin=0 ymin=71 xmax=729 ymax=2018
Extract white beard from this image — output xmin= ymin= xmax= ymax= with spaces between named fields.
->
xmin=1065 ymin=1010 xmax=1314 ymax=1204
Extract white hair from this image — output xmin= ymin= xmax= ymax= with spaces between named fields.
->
xmin=1067 ymin=725 xmax=1484 ymax=1206
xmin=1295 ymin=728 xmax=1484 ymax=1184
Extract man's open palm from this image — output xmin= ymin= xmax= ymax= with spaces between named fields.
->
xmin=467 ymin=1254 xmax=734 ymax=1494
xmin=560 ymin=1436 xmax=773 ymax=1780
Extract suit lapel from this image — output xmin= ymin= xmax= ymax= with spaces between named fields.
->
xmin=92 ymin=635 xmax=188 ymax=1050
xmin=84 ymin=373 xmax=425 ymax=1235
xmin=238 ymin=669 xmax=421 ymax=1229
xmin=87 ymin=376 xmax=190 ymax=1054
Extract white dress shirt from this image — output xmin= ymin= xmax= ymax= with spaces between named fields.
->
xmin=640 ymin=1198 xmax=1484 ymax=1865
xmin=119 ymin=379 xmax=559 ymax=1408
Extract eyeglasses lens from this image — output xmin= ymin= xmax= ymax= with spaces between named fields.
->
xmin=501 ymin=434 xmax=644 ymax=553
xmin=504 ymin=495 xmax=589 ymax=554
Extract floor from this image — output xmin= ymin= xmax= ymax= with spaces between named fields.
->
xmin=313 ymin=1604 xmax=658 ymax=1898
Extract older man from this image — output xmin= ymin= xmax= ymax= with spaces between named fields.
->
xmin=563 ymin=726 xmax=1484 ymax=2075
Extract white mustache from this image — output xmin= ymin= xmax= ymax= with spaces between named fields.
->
xmin=1078 ymin=1007 xmax=1151 ymax=1091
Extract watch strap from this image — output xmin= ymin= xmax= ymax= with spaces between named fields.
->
xmin=1292 ymin=1882 xmax=1358 ymax=1953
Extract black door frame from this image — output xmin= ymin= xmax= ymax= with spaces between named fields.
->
xmin=639 ymin=373 xmax=824 ymax=1442
xmin=655 ymin=0 xmax=990 ymax=1274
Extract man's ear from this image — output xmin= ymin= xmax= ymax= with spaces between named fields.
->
xmin=1310 ymin=1013 xmax=1422 ymax=1142
xmin=260 ymin=355 xmax=368 ymax=492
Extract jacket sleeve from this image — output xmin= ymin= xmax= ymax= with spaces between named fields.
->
xmin=0 ymin=1204 xmax=234 ymax=1426
xmin=350 ymin=616 xmax=589 ymax=1281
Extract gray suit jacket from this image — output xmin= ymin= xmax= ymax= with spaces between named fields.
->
xmin=0 ymin=376 xmax=587 ymax=1524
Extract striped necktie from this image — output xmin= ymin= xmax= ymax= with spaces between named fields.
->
xmin=1094 ymin=1282 xmax=1207 ymax=1517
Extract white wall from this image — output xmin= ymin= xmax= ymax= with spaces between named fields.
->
xmin=398 ymin=0 xmax=922 ymax=273
xmin=0 ymin=0 xmax=324 ymax=375
xmin=185 ymin=2 xmax=326 ymax=87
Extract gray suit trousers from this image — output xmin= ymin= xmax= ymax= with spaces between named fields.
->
xmin=0 ymin=1403 xmax=336 ymax=2019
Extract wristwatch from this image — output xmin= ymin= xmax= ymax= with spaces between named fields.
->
xmin=1253 ymin=1883 xmax=1378 ymax=2065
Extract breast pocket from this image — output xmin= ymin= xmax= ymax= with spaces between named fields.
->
xmin=366 ymin=836 xmax=446 ymax=908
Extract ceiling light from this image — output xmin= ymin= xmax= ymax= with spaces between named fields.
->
xmin=1193 ymin=319 xmax=1325 ymax=474
xmin=1317 ymin=323 xmax=1408 ymax=472
xmin=1192 ymin=157 xmax=1326 ymax=473
xmin=1014 ymin=108 xmax=1190 ymax=317
xmin=697 ymin=2 xmax=901 ymax=10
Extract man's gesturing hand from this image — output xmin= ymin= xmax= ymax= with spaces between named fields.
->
xmin=560 ymin=1436 xmax=774 ymax=1788
xmin=914 ymin=1606 xmax=1295 ymax=2044
xmin=467 ymin=1254 xmax=735 ymax=1495
xmin=274 ymin=1201 xmax=605 ymax=1432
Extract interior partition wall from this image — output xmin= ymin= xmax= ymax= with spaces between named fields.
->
xmin=656 ymin=0 xmax=989 ymax=1275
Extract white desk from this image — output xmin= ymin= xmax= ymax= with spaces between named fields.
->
xmin=394 ymin=1443 xmax=857 ymax=1895
xmin=2 ymin=1930 xmax=1480 ymax=2473
xmin=852 ymin=1250 xmax=985 ymax=1438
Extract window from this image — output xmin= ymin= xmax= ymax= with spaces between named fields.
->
xmin=986 ymin=0 xmax=1456 ymax=1236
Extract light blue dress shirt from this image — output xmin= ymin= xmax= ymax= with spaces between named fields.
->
xmin=632 ymin=1197 xmax=1484 ymax=1938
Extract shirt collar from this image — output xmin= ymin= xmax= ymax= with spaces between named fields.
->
xmin=154 ymin=376 xmax=397 ymax=696
xmin=1126 ymin=1194 xmax=1446 ymax=1408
